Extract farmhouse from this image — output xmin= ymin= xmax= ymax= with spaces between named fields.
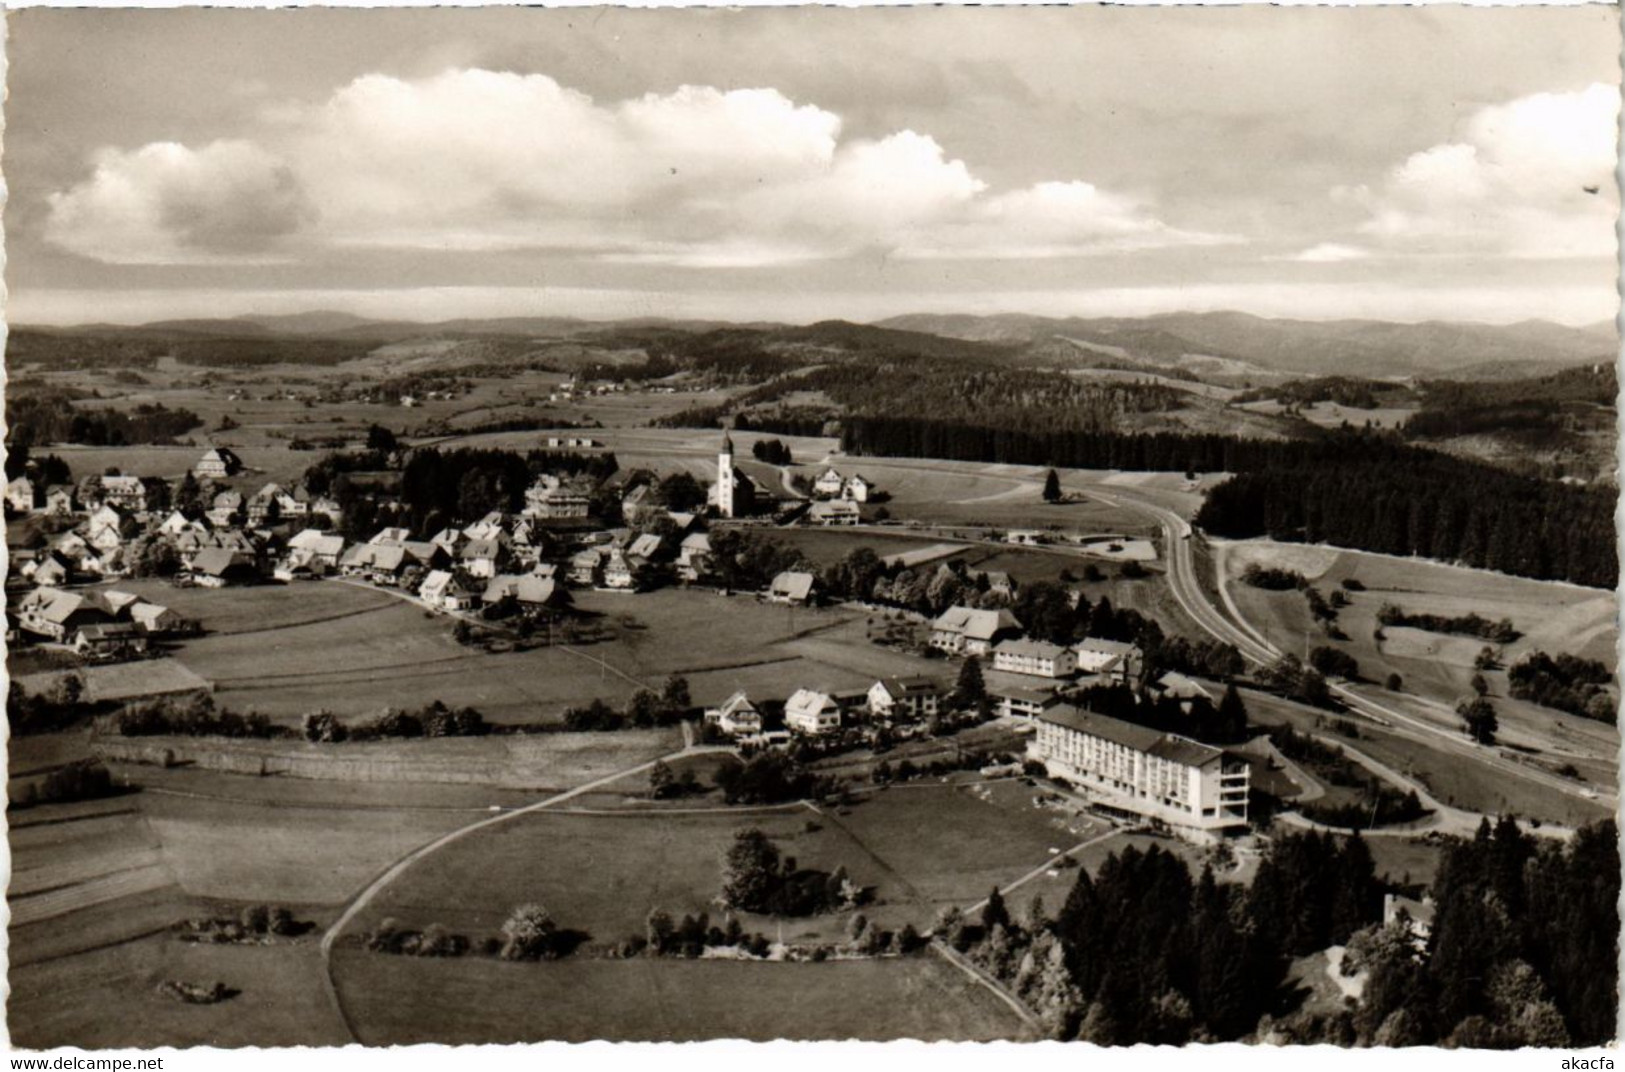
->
xmin=704 ymin=691 xmax=764 ymax=737
xmin=194 ymin=447 xmax=244 ymax=479
xmin=186 ymin=547 xmax=259 ymax=588
xmin=1073 ymin=638 xmax=1143 ymax=685
xmin=808 ymin=500 xmax=860 ymax=526
xmin=43 ymin=485 xmax=76 ymax=516
xmin=813 ymin=468 xmax=846 ymax=498
xmin=784 ymin=688 xmax=843 ymax=735
xmin=207 ymin=490 xmax=244 ymax=527
xmin=482 ymin=573 xmax=563 ymax=611
xmin=248 ymin=483 xmax=305 ymax=524
xmin=621 ymin=484 xmax=656 ymax=525
xmin=286 ymin=528 xmax=347 ymax=569
xmin=129 ymin=602 xmax=191 ymax=635
xmin=338 ymin=543 xmax=412 ymax=585
xmin=419 ymin=570 xmax=480 ymax=613
xmin=1029 ymin=704 xmax=1251 ymax=837
xmin=988 ymin=681 xmax=1065 ymax=722
xmin=73 ymin=622 xmax=150 ymax=660
xmin=993 ymin=638 xmax=1078 ymax=679
xmin=930 ymin=606 xmax=1023 ymax=656
xmin=767 ymin=570 xmax=818 ymax=605
xmin=17 ymin=588 xmax=113 ymax=642
xmin=867 ymin=675 xmax=944 ymax=721
xmin=25 ymin=551 xmax=76 ymax=588
xmin=1149 ymin=671 xmax=1216 ymax=711
xmin=981 ymin=570 xmax=1016 ymax=598
xmin=1383 ymin=893 xmax=1436 ymax=947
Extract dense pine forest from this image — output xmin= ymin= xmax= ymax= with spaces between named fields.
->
xmin=837 ymin=418 xmax=1615 ymax=588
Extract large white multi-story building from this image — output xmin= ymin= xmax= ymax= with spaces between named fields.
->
xmin=1030 ymin=704 xmax=1250 ymax=839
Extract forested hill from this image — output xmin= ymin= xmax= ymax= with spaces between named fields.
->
xmin=838 ymin=418 xmax=1617 ymax=589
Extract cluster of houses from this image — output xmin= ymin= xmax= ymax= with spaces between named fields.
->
xmin=702 ymin=672 xmax=947 ymax=748
xmin=14 ymin=586 xmax=193 ymax=659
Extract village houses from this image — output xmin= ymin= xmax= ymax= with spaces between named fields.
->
xmin=929 ymin=605 xmax=1023 ymax=656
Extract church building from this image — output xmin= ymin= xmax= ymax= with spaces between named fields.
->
xmin=710 ymin=431 xmax=757 ymax=518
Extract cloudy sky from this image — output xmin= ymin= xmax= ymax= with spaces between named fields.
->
xmin=6 ymin=6 xmax=1620 ymax=326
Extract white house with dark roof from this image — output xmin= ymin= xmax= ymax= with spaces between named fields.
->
xmin=1030 ymin=704 xmax=1250 ymax=837
xmin=420 ymin=569 xmax=480 ymax=613
xmin=867 ymin=675 xmax=943 ymax=721
xmin=842 ymin=474 xmax=875 ymax=503
xmin=993 ymin=638 xmax=1077 ymax=679
xmin=7 ymin=475 xmax=37 ymax=514
xmin=930 ymin=606 xmax=1023 ymax=656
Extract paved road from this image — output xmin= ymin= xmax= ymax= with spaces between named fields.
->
xmin=1086 ymin=480 xmax=1613 ymax=816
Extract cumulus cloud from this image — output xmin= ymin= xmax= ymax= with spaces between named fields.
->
xmin=45 ymin=140 xmax=316 ymax=264
xmin=44 ymin=69 xmax=1199 ymax=266
xmin=1338 ymin=83 xmax=1618 ymax=259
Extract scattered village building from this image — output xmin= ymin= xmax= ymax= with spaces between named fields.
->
xmin=1149 ymin=671 xmax=1216 ymax=711
xmin=43 ymin=485 xmax=76 ymax=517
xmin=842 ymin=474 xmax=875 ymax=503
xmin=1006 ymin=530 xmax=1044 ymax=547
xmin=929 ymin=606 xmax=1023 ymax=656
xmin=867 ymin=676 xmax=944 ymax=721
xmin=482 ymin=573 xmax=562 ymax=612
xmin=17 ymin=588 xmax=113 ymax=642
xmin=129 ymin=602 xmax=190 ymax=635
xmin=339 ymin=543 xmax=410 ymax=585
xmin=677 ymin=532 xmax=712 ymax=583
xmin=993 ymin=638 xmax=1078 ymax=679
xmin=767 ymin=570 xmax=818 ymax=606
xmin=194 ymin=447 xmax=244 ymax=479
xmin=369 ymin=526 xmax=413 ymax=546
xmin=808 ymin=500 xmax=861 ymax=526
xmin=207 ymin=490 xmax=245 ymax=527
xmin=602 ymin=548 xmax=636 ymax=590
xmin=96 ymin=475 xmax=149 ymax=514
xmin=1383 ymin=893 xmax=1436 ymax=947
xmin=73 ymin=622 xmax=150 ymax=660
xmin=186 ymin=547 xmax=258 ymax=588
xmin=1029 ymin=704 xmax=1251 ymax=838
xmin=286 ymin=529 xmax=347 ymax=570
xmin=813 ymin=468 xmax=846 ymax=498
xmin=6 ymin=475 xmax=37 ymax=513
xmin=710 ymin=432 xmax=757 ymax=519
xmin=621 ymin=484 xmax=656 ymax=525
xmin=524 ymin=474 xmax=593 ymax=521
xmin=419 ymin=570 xmax=480 ymax=613
xmin=569 ymin=547 xmax=605 ymax=587
xmin=460 ymin=537 xmax=508 ymax=579
xmin=784 ymin=688 xmax=843 ymax=735
xmin=247 ymin=483 xmax=305 ymax=524
xmin=981 ymin=570 xmax=1016 ymax=598
xmin=1073 ymin=638 xmax=1144 ymax=685
xmin=704 ymin=691 xmax=764 ymax=737
xmin=988 ymin=681 xmax=1066 ymax=721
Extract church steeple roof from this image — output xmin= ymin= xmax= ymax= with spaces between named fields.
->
xmin=721 ymin=429 xmax=735 ymax=455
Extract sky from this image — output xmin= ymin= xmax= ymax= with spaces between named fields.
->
xmin=5 ymin=5 xmax=1621 ymax=326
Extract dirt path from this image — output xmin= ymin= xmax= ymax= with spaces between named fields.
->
xmin=317 ymin=745 xmax=693 ymax=1041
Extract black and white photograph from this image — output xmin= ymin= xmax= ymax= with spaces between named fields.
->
xmin=2 ymin=3 xmax=1620 ymax=1053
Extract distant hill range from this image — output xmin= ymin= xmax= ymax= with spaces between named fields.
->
xmin=875 ymin=311 xmax=1617 ymax=381
xmin=18 ymin=309 xmax=1617 ymax=383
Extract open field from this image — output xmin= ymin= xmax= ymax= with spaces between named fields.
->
xmin=11 ymin=937 xmax=349 ymax=1049
xmin=332 ymin=952 xmax=1029 ymax=1043
xmin=1219 ymin=540 xmax=1619 ymax=770
xmin=92 ymin=576 xmax=400 ymax=636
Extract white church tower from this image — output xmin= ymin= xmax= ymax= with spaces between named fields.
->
xmin=714 ymin=430 xmax=738 ymax=518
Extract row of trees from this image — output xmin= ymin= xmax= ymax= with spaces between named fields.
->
xmin=1376 ymin=604 xmax=1520 ymax=643
xmin=561 ymin=676 xmax=691 ymax=732
xmin=1506 ymin=651 xmax=1615 ymax=723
